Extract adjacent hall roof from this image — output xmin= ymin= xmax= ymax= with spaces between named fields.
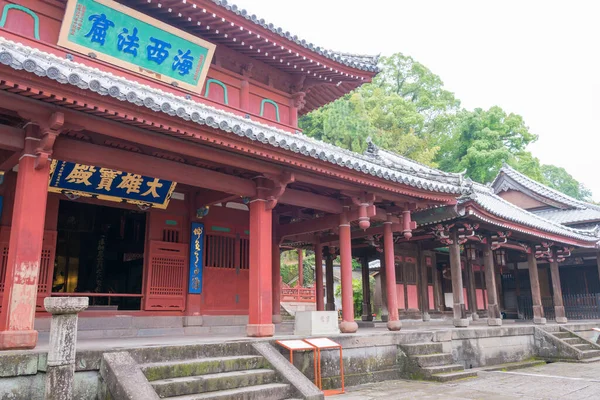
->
xmin=492 ymin=164 xmax=600 ymax=225
xmin=209 ymin=0 xmax=380 ymax=72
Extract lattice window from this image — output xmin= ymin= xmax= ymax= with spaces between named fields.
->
xmin=205 ymin=234 xmax=236 ymax=269
xmin=162 ymin=228 xmax=180 ymax=243
xmin=149 ymin=254 xmax=185 ymax=296
xmin=404 ymin=263 xmax=417 ymax=284
xmin=38 ymin=249 xmax=52 ymax=294
xmin=240 ymin=237 xmax=249 ymax=270
xmin=395 ymin=261 xmax=403 ymax=284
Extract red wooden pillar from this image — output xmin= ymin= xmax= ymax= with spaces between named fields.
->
xmin=0 ymin=136 xmax=52 ymax=349
xmin=297 ymin=249 xmax=304 ymax=287
xmin=247 ymin=180 xmax=274 ymax=337
xmin=272 ymin=221 xmax=281 ymax=324
xmin=314 ymin=242 xmax=324 ymax=311
xmin=384 ymin=221 xmax=401 ymax=331
xmin=339 ymin=212 xmax=358 ymax=333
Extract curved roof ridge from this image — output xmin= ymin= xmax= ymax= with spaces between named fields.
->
xmin=492 ymin=163 xmax=600 ymax=211
xmin=363 ymin=139 xmax=465 ymax=185
xmin=210 ymin=0 xmax=379 ymax=72
xmin=465 ymin=181 xmax=599 ymax=241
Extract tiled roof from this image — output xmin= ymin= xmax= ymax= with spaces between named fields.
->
xmin=0 ymin=37 xmax=462 ymax=195
xmin=210 ymin=0 xmax=379 ymax=72
xmin=461 ymin=183 xmax=599 ymax=244
xmin=533 ymin=208 xmax=600 ymax=225
xmin=492 ymin=164 xmax=600 ymax=211
xmin=363 ymin=140 xmax=468 ymax=189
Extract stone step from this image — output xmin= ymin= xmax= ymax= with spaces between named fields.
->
xmin=553 ymin=332 xmax=572 ymax=339
xmin=401 ymin=343 xmax=443 ymax=356
xmin=166 ymin=383 xmax=291 ymax=400
xmin=580 ymin=350 xmax=600 ymax=359
xmin=413 ymin=353 xmax=453 ymax=368
xmin=142 ymin=356 xmax=269 ymax=381
xmin=428 ymin=370 xmax=478 ymax=382
xmin=573 ymin=343 xmax=596 ymax=352
xmin=577 ymin=356 xmax=600 ymax=363
xmin=481 ymin=360 xmax=546 ymax=372
xmin=152 ymin=369 xmax=276 ymax=398
xmin=563 ymin=337 xmax=586 ymax=345
xmin=421 ymin=364 xmax=464 ymax=376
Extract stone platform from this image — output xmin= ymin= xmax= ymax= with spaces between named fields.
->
xmin=2 ymin=319 xmax=600 ymax=399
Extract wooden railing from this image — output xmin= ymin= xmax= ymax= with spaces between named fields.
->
xmin=281 ymin=283 xmax=316 ymax=303
xmin=518 ymin=294 xmax=600 ymax=320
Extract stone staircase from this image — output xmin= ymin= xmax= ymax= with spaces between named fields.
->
xmin=551 ymin=330 xmax=600 ymax=361
xmin=140 ymin=355 xmax=300 ymax=399
xmin=401 ymin=342 xmax=477 ymax=382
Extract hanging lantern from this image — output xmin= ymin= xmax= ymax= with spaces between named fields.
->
xmin=495 ymin=249 xmax=507 ymax=267
xmin=465 ymin=244 xmax=478 ymax=261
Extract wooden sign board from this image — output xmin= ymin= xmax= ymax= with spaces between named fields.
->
xmin=58 ymin=0 xmax=215 ymax=93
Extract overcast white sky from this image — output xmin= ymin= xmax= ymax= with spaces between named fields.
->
xmin=233 ymin=0 xmax=600 ymax=199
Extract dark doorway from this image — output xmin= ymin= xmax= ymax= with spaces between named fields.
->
xmin=52 ymin=200 xmax=146 ymax=310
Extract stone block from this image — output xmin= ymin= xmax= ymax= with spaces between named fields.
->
xmin=0 ymin=354 xmax=39 ymax=377
xmin=433 ymin=330 xmax=452 ymax=342
xmin=100 ymin=352 xmax=160 ymax=400
xmin=487 ymin=318 xmax=502 ymax=326
xmin=294 ymin=311 xmax=340 ymax=336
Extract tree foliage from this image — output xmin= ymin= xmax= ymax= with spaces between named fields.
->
xmin=299 ymin=52 xmax=592 ymax=200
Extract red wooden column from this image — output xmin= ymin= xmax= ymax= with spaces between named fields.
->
xmin=247 ymin=179 xmax=274 ymax=337
xmin=297 ymin=249 xmax=304 ymax=287
xmin=483 ymin=242 xmax=502 ymax=326
xmin=384 ymin=220 xmax=402 ymax=331
xmin=339 ymin=212 xmax=358 ymax=333
xmin=550 ymin=249 xmax=567 ymax=324
xmin=449 ymin=231 xmax=469 ymax=327
xmin=0 ymin=125 xmax=54 ymax=349
xmin=314 ymin=242 xmax=324 ymax=311
xmin=272 ymin=219 xmax=282 ymax=324
xmin=527 ymin=250 xmax=546 ymax=325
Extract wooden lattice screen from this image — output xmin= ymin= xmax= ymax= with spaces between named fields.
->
xmin=144 ymin=240 xmax=187 ymax=311
xmin=0 ymin=228 xmax=57 ymax=311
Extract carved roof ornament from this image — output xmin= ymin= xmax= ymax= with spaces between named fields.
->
xmin=490 ymin=231 xmax=511 ymax=250
xmin=431 ymin=223 xmax=455 ymax=245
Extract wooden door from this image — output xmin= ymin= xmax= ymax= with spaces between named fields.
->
xmin=143 ymin=240 xmax=187 ymax=311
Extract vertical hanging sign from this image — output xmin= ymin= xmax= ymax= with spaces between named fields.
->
xmin=189 ymin=222 xmax=204 ymax=294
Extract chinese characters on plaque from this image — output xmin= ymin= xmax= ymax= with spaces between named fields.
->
xmin=48 ymin=160 xmax=176 ymax=209
xmin=58 ymin=0 xmax=215 ymax=93
xmin=188 ymin=222 xmax=205 ymax=294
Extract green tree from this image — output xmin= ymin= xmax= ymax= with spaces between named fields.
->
xmin=540 ymin=165 xmax=592 ymax=201
xmin=437 ymin=106 xmax=539 ymax=183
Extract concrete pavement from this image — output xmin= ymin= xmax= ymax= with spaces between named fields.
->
xmin=330 ymin=361 xmax=600 ymax=399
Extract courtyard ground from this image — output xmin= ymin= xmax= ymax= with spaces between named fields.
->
xmin=330 ymin=361 xmax=600 ymax=399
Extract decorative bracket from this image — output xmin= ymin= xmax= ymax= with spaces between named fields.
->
xmin=431 ymin=223 xmax=455 ymax=245
xmin=34 ymin=112 xmax=64 ymax=170
xmin=265 ymin=171 xmax=294 ymax=210
xmin=351 ymin=192 xmax=376 ymax=230
xmin=490 ymin=231 xmax=512 ymax=250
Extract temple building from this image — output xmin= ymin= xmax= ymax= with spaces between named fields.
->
xmin=0 ymin=0 xmax=598 ymax=352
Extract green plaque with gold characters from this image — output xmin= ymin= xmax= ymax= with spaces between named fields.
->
xmin=58 ymin=0 xmax=215 ymax=93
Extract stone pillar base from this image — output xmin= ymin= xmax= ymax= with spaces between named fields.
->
xmin=471 ymin=312 xmax=479 ymax=321
xmin=339 ymin=320 xmax=358 ymax=333
xmin=533 ymin=317 xmax=547 ymax=325
xmin=453 ymin=318 xmax=470 ymax=328
xmin=325 ymin=303 xmax=336 ymax=311
xmin=381 ymin=314 xmax=389 ymax=322
xmin=387 ymin=320 xmax=402 ymax=331
xmin=487 ymin=318 xmax=502 ymax=326
xmin=45 ymin=364 xmax=75 ymax=400
xmin=555 ymin=317 xmax=568 ymax=324
xmin=272 ymin=315 xmax=282 ymax=324
xmin=361 ymin=315 xmax=373 ymax=322
xmin=0 ymin=330 xmax=38 ymax=350
xmin=422 ymin=312 xmax=431 ymax=322
xmin=246 ymin=324 xmax=274 ymax=337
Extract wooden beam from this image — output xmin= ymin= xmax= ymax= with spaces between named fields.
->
xmin=52 ymin=137 xmax=256 ymax=197
xmin=279 ymin=190 xmax=343 ymax=214
xmin=279 ymin=206 xmax=376 ymax=238
xmin=0 ymin=125 xmax=24 ymax=152
xmin=0 ymin=151 xmax=20 ymax=172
